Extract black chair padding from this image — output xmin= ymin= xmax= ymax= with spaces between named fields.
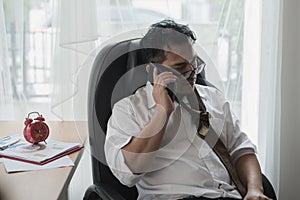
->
xmin=88 ymin=38 xmax=143 ymax=200
xmin=262 ymin=174 xmax=277 ymax=200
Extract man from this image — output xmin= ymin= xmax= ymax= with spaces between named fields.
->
xmin=105 ymin=19 xmax=270 ymax=200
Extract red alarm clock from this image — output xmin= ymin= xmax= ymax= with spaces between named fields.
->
xmin=23 ymin=112 xmax=50 ymax=144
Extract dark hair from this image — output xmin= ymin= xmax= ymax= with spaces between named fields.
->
xmin=141 ymin=19 xmax=197 ymax=63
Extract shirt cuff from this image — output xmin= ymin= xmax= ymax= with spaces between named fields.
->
xmin=112 ymin=148 xmax=146 ymax=187
xmin=231 ymin=147 xmax=256 ymax=164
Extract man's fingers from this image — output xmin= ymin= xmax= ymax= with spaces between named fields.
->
xmin=154 ymin=71 xmax=176 ymax=82
xmin=154 ymin=77 xmax=177 ymax=89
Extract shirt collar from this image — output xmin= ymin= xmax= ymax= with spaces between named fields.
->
xmin=145 ymin=81 xmax=156 ymax=109
xmin=145 ymin=82 xmax=209 ymax=110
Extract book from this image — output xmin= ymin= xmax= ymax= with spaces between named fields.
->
xmin=0 ymin=134 xmax=83 ymax=165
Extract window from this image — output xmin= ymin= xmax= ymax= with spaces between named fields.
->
xmin=5 ymin=0 xmax=247 ymax=122
xmin=4 ymin=0 xmax=53 ymax=100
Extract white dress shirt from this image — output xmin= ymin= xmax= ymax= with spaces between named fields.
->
xmin=105 ymin=82 xmax=257 ymax=200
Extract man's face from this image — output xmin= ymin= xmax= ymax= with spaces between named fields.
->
xmin=162 ymin=42 xmax=197 ymax=95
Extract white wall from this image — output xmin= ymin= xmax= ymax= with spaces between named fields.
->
xmin=280 ymin=0 xmax=300 ymax=199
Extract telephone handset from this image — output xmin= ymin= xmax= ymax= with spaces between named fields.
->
xmin=147 ymin=62 xmax=178 ymax=102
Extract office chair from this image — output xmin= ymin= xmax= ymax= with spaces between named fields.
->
xmin=83 ymin=38 xmax=277 ymax=200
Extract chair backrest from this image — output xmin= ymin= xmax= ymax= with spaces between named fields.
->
xmin=87 ymin=38 xmax=210 ymax=200
xmin=88 ymin=38 xmax=143 ymax=199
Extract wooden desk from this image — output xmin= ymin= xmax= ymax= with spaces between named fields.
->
xmin=0 ymin=121 xmax=88 ymax=200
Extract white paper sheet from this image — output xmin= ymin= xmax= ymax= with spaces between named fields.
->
xmin=3 ymin=155 xmax=74 ymax=173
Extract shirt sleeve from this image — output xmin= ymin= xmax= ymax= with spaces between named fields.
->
xmin=205 ymin=87 xmax=257 ymax=164
xmin=222 ymin=100 xmax=257 ymax=164
xmin=104 ymin=97 xmax=145 ymax=187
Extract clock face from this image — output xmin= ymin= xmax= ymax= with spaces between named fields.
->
xmin=30 ymin=122 xmax=49 ymax=142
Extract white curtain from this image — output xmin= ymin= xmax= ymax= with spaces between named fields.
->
xmin=0 ymin=0 xmax=99 ymax=120
xmin=0 ymin=0 xmax=247 ymax=121
xmin=0 ymin=0 xmax=12 ymax=118
xmin=50 ymin=0 xmax=98 ymax=120
xmin=257 ymin=0 xmax=282 ymax=195
xmin=243 ymin=0 xmax=281 ymax=195
xmin=0 ymin=0 xmax=25 ymax=119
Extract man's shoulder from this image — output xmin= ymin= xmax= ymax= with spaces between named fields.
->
xmin=195 ymin=84 xmax=223 ymax=98
xmin=114 ymin=86 xmax=149 ymax=108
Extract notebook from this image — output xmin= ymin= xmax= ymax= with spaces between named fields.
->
xmin=0 ymin=134 xmax=83 ymax=165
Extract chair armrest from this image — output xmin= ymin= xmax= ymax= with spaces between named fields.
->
xmin=262 ymin=173 xmax=277 ymax=200
xmin=84 ymin=184 xmax=127 ymax=200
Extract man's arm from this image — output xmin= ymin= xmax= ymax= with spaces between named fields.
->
xmin=121 ymin=104 xmax=170 ymax=173
xmin=235 ymin=154 xmax=270 ymax=199
xmin=122 ymin=68 xmax=177 ymax=174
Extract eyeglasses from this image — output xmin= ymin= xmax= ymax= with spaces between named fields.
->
xmin=180 ymin=57 xmax=206 ymax=79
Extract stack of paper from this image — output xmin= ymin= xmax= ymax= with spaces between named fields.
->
xmin=2 ymin=156 xmax=74 ymax=173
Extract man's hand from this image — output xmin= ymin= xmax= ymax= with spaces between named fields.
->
xmin=244 ymin=188 xmax=271 ymax=200
xmin=152 ymin=67 xmax=177 ymax=115
xmin=235 ymin=154 xmax=272 ymax=200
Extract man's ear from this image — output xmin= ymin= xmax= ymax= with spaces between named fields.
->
xmin=145 ymin=64 xmax=150 ymax=73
